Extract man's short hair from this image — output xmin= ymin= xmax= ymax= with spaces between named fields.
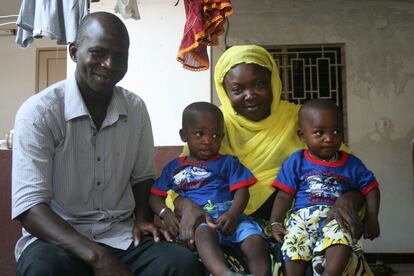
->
xmin=74 ymin=12 xmax=128 ymax=46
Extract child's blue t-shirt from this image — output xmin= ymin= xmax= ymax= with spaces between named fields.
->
xmin=151 ymin=154 xmax=257 ymax=206
xmin=273 ymin=149 xmax=378 ymax=212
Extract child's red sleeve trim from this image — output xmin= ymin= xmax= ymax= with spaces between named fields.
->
xmin=150 ymin=187 xmax=168 ymax=197
xmin=361 ymin=180 xmax=379 ymax=195
xmin=229 ymin=177 xmax=257 ymax=191
xmin=272 ymin=180 xmax=296 ymax=195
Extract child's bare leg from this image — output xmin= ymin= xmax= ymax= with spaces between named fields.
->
xmin=195 ymin=226 xmax=230 ymax=276
xmin=240 ymin=235 xmax=271 ymax=276
xmin=323 ymin=244 xmax=352 ymax=276
xmin=285 ymin=260 xmax=306 ymax=276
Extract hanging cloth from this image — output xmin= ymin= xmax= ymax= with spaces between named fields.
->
xmin=177 ymin=0 xmax=233 ymax=71
xmin=114 ymin=0 xmax=140 ymax=20
xmin=16 ymin=0 xmax=88 ymax=48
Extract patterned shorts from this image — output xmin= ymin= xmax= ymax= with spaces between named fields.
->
xmin=281 ymin=205 xmax=360 ymax=263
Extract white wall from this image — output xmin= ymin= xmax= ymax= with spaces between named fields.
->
xmin=214 ymin=0 xmax=414 ymax=253
xmin=88 ymin=0 xmax=211 ymax=146
xmin=0 ymin=36 xmax=61 ymax=139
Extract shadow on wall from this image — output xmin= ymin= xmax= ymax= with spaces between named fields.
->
xmin=352 ymin=118 xmax=414 ymax=197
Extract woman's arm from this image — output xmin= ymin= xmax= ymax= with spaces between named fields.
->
xmin=326 ymin=190 xmax=364 ymax=243
xmin=149 ymin=193 xmax=179 ymax=237
xmin=174 ymin=197 xmax=211 ymax=245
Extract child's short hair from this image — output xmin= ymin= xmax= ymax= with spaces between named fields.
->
xmin=182 ymin=102 xmax=224 ymax=129
xmin=299 ymin=99 xmax=341 ymax=127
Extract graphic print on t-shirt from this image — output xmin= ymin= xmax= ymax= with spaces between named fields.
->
xmin=172 ymin=165 xmax=212 ymax=191
xmin=304 ymin=172 xmax=342 ymax=204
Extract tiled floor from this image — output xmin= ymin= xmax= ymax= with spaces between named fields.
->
xmin=389 ymin=264 xmax=414 ymax=275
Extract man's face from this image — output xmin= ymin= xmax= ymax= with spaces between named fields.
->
xmin=70 ymin=19 xmax=129 ymax=97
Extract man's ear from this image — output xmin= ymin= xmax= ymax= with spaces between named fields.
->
xmin=297 ymin=128 xmax=306 ymax=143
xmin=179 ymin=129 xmax=187 ymax=143
xmin=68 ymin=43 xmax=78 ymax=63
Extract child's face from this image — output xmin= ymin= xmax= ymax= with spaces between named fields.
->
xmin=180 ymin=111 xmax=224 ymax=161
xmin=298 ymin=108 xmax=343 ymax=161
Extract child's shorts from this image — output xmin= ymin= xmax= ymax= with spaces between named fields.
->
xmin=281 ymin=205 xmax=357 ymax=263
xmin=198 ymin=200 xmax=264 ymax=245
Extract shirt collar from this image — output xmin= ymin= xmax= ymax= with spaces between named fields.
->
xmin=64 ymin=74 xmax=91 ymax=121
xmin=64 ymin=74 xmax=128 ymax=124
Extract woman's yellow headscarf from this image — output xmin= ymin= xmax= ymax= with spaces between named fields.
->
xmin=215 ymin=45 xmax=304 ymax=215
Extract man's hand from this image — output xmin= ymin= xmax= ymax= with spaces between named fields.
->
xmin=91 ymin=245 xmax=133 ymax=276
xmin=326 ymin=191 xmax=363 ymax=243
xmin=215 ymin=211 xmax=238 ymax=236
xmin=132 ymin=221 xmax=173 ymax=246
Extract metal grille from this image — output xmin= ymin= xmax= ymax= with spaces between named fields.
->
xmin=266 ymin=45 xmax=347 ymax=140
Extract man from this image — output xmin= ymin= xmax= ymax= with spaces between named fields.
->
xmin=12 ymin=12 xmax=202 ymax=276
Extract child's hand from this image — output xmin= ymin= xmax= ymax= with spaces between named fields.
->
xmin=363 ymin=215 xmax=380 ymax=240
xmin=160 ymin=209 xmax=180 ymax=237
xmin=215 ymin=212 xmax=238 ymax=236
xmin=271 ymin=222 xmax=287 ymax=244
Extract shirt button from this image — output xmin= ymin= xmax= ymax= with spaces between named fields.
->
xmin=97 ymin=181 xmax=101 ymax=186
xmin=92 ymin=132 xmax=97 ymax=137
xmin=97 ymin=157 xmax=101 ymax=161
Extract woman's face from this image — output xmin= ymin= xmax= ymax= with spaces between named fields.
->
xmin=223 ymin=63 xmax=273 ymax=121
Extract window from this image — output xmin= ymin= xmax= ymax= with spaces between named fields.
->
xmin=266 ymin=45 xmax=347 ymax=141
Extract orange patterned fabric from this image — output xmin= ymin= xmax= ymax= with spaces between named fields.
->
xmin=177 ymin=0 xmax=233 ymax=71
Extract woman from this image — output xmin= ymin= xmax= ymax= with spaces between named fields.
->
xmin=172 ymin=45 xmax=371 ymax=275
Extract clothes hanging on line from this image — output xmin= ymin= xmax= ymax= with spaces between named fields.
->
xmin=16 ymin=0 xmax=88 ymax=48
xmin=114 ymin=0 xmax=140 ymax=20
xmin=177 ymin=0 xmax=233 ymax=71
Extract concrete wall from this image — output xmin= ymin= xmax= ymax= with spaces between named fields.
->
xmin=0 ymin=37 xmax=60 ymax=140
xmin=212 ymin=0 xmax=414 ymax=252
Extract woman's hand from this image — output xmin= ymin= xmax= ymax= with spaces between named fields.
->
xmin=326 ymin=191 xmax=364 ymax=243
xmin=174 ymin=197 xmax=213 ymax=245
xmin=160 ymin=209 xmax=180 ymax=237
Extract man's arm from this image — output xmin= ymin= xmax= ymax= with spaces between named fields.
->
xmin=149 ymin=193 xmax=179 ymax=236
xmin=17 ymin=204 xmax=133 ymax=276
xmin=174 ymin=197 xmax=207 ymax=245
